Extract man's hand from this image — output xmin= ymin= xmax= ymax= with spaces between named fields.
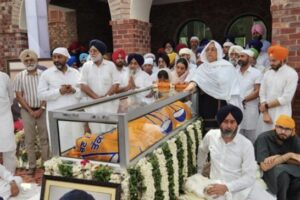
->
xmin=290 ymin=153 xmax=300 ymax=162
xmin=59 ymin=85 xmax=69 ymax=95
xmin=32 ymin=109 xmax=44 ymax=119
xmin=10 ymin=181 xmax=19 ymax=197
xmin=263 ymin=155 xmax=280 ymax=165
xmin=259 ymin=103 xmax=266 ymax=113
xmin=204 ymin=184 xmax=228 ymax=197
xmin=263 ymin=112 xmax=273 ymax=124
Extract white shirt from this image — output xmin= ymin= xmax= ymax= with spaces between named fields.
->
xmin=0 ymin=164 xmax=22 ymax=200
xmin=37 ymin=66 xmax=82 ymax=111
xmin=256 ymin=52 xmax=270 ymax=69
xmin=237 ymin=66 xmax=262 ymax=130
xmin=258 ymin=64 xmax=298 ymax=130
xmin=116 ymin=66 xmax=128 ymax=88
xmin=123 ymin=68 xmax=153 ymax=89
xmin=80 ymin=60 xmax=120 ymax=99
xmin=197 ymin=129 xmax=256 ymax=197
xmin=0 ymin=72 xmax=15 ymax=152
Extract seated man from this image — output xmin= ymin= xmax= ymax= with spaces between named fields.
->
xmin=197 ymin=105 xmax=274 ymax=200
xmin=255 ymin=115 xmax=300 ymax=200
xmin=0 ymin=164 xmax=22 ymax=200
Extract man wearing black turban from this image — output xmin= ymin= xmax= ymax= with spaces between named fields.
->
xmin=196 ymin=105 xmax=275 ymax=200
xmin=118 ymin=53 xmax=152 ymax=93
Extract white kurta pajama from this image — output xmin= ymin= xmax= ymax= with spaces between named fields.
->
xmin=79 ymin=60 xmax=120 ymax=134
xmin=0 ymin=72 xmax=17 ymax=174
xmin=237 ymin=66 xmax=262 ymax=143
xmin=257 ymin=64 xmax=298 ymax=135
xmin=197 ymin=130 xmax=275 ymax=200
xmin=0 ymin=164 xmax=22 ymax=200
xmin=38 ymin=66 xmax=83 ymax=152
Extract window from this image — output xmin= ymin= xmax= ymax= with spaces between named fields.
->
xmin=227 ymin=15 xmax=267 ymax=47
xmin=177 ymin=20 xmax=212 ymax=45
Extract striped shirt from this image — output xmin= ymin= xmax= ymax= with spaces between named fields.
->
xmin=14 ymin=69 xmax=43 ymax=108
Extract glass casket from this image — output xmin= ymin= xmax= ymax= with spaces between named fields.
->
xmin=48 ymin=86 xmax=199 ymax=168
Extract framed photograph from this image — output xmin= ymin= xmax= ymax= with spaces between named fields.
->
xmin=6 ymin=58 xmax=53 ymax=80
xmin=41 ymin=175 xmax=121 ymax=200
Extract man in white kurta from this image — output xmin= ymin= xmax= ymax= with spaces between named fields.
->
xmin=257 ymin=45 xmax=298 ymax=135
xmin=80 ymin=39 xmax=120 ymax=134
xmin=38 ymin=47 xmax=82 ymax=152
xmin=237 ymin=50 xmax=262 ymax=143
xmin=197 ymin=105 xmax=275 ymax=200
xmin=0 ymin=71 xmax=16 ymax=174
xmin=0 ymin=164 xmax=22 ymax=200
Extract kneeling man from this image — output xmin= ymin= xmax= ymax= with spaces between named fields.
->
xmin=197 ymin=105 xmax=274 ymax=200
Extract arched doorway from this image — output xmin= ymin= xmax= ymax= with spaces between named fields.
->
xmin=177 ymin=20 xmax=213 ymax=45
xmin=226 ymin=15 xmax=268 ymax=47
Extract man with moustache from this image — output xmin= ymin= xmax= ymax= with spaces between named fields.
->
xmin=257 ymin=45 xmax=298 ymax=134
xmin=236 ymin=49 xmax=262 ymax=143
xmin=197 ymin=105 xmax=274 ymax=200
xmin=38 ymin=47 xmax=82 ymax=151
xmin=111 ymin=48 xmax=128 ymax=91
xmin=14 ymin=49 xmax=49 ymax=175
xmin=255 ymin=115 xmax=300 ymax=200
xmin=79 ymin=39 xmax=120 ymax=133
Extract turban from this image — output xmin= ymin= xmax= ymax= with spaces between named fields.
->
xmin=144 ymin=53 xmax=156 ymax=61
xmin=179 ymin=48 xmax=192 ymax=56
xmin=60 ymin=190 xmax=95 ymax=200
xmin=228 ymin=45 xmax=243 ymax=55
xmin=251 ymin=24 xmax=265 ymax=35
xmin=216 ymin=105 xmax=243 ymax=125
xmin=268 ymin=45 xmax=289 ymax=61
xmin=250 ymin=48 xmax=259 ymax=59
xmin=19 ymin=49 xmax=38 ymax=62
xmin=199 ymin=39 xmax=210 ymax=47
xmin=176 ymin=43 xmax=187 ymax=53
xmin=156 ymin=53 xmax=170 ymax=67
xmin=223 ymin=42 xmax=234 ymax=47
xmin=67 ymin=56 xmax=77 ymax=66
xmin=127 ymin=53 xmax=144 ymax=66
xmin=89 ymin=39 xmax=107 ymax=55
xmin=53 ymin=47 xmax=71 ymax=58
xmin=143 ymin=58 xmax=154 ymax=66
xmin=112 ymin=48 xmax=126 ymax=62
xmin=276 ymin=115 xmax=295 ymax=130
xmin=248 ymin=39 xmax=263 ymax=52
xmin=190 ymin=36 xmax=199 ymax=42
xmin=240 ymin=49 xmax=254 ymax=57
xmin=68 ymin=41 xmax=80 ymax=52
xmin=79 ymin=53 xmax=88 ymax=62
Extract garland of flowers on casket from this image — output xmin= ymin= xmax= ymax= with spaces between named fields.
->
xmin=44 ymin=119 xmax=203 ymax=200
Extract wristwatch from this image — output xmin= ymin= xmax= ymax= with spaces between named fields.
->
xmin=41 ymin=106 xmax=46 ymax=110
xmin=265 ymin=103 xmax=269 ymax=110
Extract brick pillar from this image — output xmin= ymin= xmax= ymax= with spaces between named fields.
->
xmin=271 ymin=0 xmax=300 ymax=128
xmin=110 ymin=19 xmax=151 ymax=54
xmin=0 ymin=0 xmax=28 ymax=73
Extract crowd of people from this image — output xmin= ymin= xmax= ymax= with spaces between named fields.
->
xmin=0 ymin=23 xmax=299 ymax=200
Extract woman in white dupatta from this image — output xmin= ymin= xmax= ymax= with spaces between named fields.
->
xmin=185 ymin=40 xmax=242 ymax=131
xmin=170 ymin=58 xmax=191 ymax=84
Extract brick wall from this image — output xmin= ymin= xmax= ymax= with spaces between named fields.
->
xmin=108 ymin=0 xmax=130 ymax=21
xmin=150 ymin=0 xmax=271 ymax=52
xmin=111 ymin=19 xmax=151 ymax=54
xmin=48 ymin=6 xmax=78 ymax=50
xmin=271 ymin=0 xmax=300 ymax=129
xmin=0 ymin=0 xmax=28 ymax=72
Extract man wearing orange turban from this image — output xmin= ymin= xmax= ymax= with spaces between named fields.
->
xmin=257 ymin=44 xmax=298 ymax=135
xmin=255 ymin=115 xmax=300 ymax=200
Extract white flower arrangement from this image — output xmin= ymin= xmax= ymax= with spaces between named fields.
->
xmin=179 ymin=131 xmax=188 ymax=181
xmin=187 ymin=125 xmax=197 ymax=166
xmin=121 ymin=172 xmax=130 ymax=200
xmin=154 ymin=148 xmax=170 ymax=200
xmin=44 ymin=157 xmax=63 ymax=176
xmin=167 ymin=138 xmax=179 ymax=196
xmin=136 ymin=158 xmax=155 ymax=200
xmin=195 ymin=120 xmax=203 ymax=140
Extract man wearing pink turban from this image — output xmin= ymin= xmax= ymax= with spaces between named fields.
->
xmin=251 ymin=23 xmax=271 ymax=52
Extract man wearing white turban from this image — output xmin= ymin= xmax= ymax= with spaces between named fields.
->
xmin=185 ymin=40 xmax=242 ymax=131
xmin=228 ymin=45 xmax=244 ymax=67
xmin=38 ymin=47 xmax=83 ymax=152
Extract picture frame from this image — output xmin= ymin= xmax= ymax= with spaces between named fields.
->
xmin=40 ymin=175 xmax=121 ymax=200
xmin=6 ymin=58 xmax=53 ymax=80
